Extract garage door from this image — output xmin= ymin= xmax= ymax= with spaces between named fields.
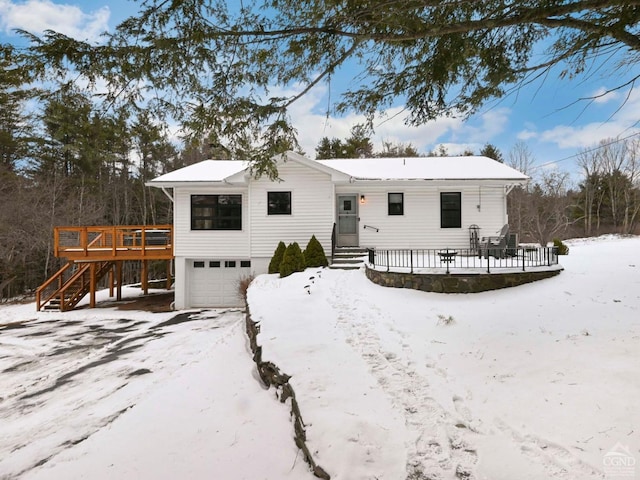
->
xmin=188 ymin=259 xmax=251 ymax=307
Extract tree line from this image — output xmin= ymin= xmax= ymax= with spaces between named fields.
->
xmin=3 ymin=0 xmax=640 ymax=298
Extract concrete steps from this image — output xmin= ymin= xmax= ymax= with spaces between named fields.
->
xmin=330 ymin=247 xmax=369 ymax=270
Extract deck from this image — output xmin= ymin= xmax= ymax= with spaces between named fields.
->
xmin=54 ymin=225 xmax=173 ymax=261
xmin=37 ymin=225 xmax=174 ymax=311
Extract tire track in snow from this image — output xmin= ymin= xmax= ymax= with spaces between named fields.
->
xmin=326 ymin=272 xmax=478 ymax=479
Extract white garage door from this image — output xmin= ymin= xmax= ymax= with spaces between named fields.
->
xmin=188 ymin=259 xmax=251 ymax=307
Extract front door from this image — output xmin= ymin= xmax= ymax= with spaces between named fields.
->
xmin=337 ymin=194 xmax=359 ymax=247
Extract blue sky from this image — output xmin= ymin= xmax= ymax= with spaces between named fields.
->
xmin=1 ymin=0 xmax=639 ymax=182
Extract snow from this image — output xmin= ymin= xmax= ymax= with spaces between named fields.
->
xmin=148 ymin=159 xmax=248 ymax=185
xmin=316 ymin=156 xmax=529 ymax=181
xmin=1 ymin=236 xmax=639 ymax=479
xmin=147 ymin=153 xmax=528 ymax=186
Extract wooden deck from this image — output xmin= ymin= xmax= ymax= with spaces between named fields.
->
xmin=54 ymin=225 xmax=173 ymax=261
xmin=37 ymin=225 xmax=174 ymax=311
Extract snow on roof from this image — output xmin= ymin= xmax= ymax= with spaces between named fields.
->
xmin=148 ymin=154 xmax=528 ymax=185
xmin=316 ymin=156 xmax=529 ymax=181
xmin=148 ymin=160 xmax=248 ymax=184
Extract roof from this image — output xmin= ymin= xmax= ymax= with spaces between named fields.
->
xmin=316 ymin=156 xmax=529 ymax=181
xmin=147 ymin=153 xmax=528 ymax=186
xmin=148 ymin=160 xmax=249 ymax=185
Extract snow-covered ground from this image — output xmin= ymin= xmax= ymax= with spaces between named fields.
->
xmin=249 ymin=235 xmax=639 ymax=480
xmin=1 ymin=236 xmax=638 ymax=479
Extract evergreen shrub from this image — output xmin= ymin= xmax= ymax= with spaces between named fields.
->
xmin=553 ymin=238 xmax=570 ymax=255
xmin=280 ymin=242 xmax=305 ymax=278
xmin=268 ymin=241 xmax=286 ymax=274
xmin=303 ymin=235 xmax=328 ymax=268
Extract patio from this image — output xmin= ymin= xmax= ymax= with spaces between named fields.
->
xmin=366 ymin=246 xmax=563 ymax=293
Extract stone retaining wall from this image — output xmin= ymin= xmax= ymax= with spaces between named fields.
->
xmin=244 ymin=307 xmax=330 ymax=479
xmin=366 ymin=266 xmax=562 ymax=293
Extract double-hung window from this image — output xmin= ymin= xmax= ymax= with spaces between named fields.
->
xmin=191 ymin=194 xmax=242 ymax=230
xmin=388 ymin=193 xmax=404 ymax=215
xmin=440 ymin=192 xmax=461 ymax=228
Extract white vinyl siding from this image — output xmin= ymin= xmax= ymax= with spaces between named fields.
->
xmin=342 ymin=184 xmax=507 ymax=249
xmin=173 ymin=186 xmax=250 ymax=258
xmin=250 ymin=161 xmax=334 ymax=258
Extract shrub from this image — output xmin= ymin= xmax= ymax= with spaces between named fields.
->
xmin=236 ymin=274 xmax=255 ymax=302
xmin=279 ymin=242 xmax=305 ymax=278
xmin=553 ymin=238 xmax=570 ymax=255
xmin=303 ymin=235 xmax=328 ymax=268
xmin=268 ymin=241 xmax=287 ymax=274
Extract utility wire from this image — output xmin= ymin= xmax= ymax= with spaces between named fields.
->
xmin=530 ymin=130 xmax=640 ymax=172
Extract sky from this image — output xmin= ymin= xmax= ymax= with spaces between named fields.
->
xmin=1 ymin=0 xmax=640 ymax=182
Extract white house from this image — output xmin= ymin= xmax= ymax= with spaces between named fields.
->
xmin=148 ymin=151 xmax=528 ymax=308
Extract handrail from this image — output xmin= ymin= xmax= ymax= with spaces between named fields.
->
xmin=331 ymin=223 xmax=336 ymax=263
xmin=54 ymin=225 xmax=173 ymax=260
xmin=36 ymin=262 xmax=73 ymax=311
xmin=363 ymin=224 xmax=380 ymax=232
xmin=57 ymin=261 xmax=113 ymax=311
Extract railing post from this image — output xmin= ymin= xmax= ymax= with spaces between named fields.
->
xmin=386 ymin=250 xmax=389 ymax=273
xmin=522 ymin=247 xmax=525 ymax=272
xmin=486 ymin=250 xmax=490 ymax=274
xmin=81 ymin=227 xmax=88 ymax=257
xmin=54 ymin=228 xmax=60 ymax=257
xmin=410 ymin=249 xmax=413 ymax=274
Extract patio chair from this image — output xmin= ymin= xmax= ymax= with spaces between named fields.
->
xmin=479 ymin=224 xmax=509 ymax=259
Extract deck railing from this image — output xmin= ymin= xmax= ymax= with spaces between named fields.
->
xmin=368 ymin=246 xmax=559 ymax=274
xmin=54 ymin=225 xmax=173 ymax=260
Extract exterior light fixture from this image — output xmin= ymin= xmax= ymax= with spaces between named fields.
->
xmin=360 ymin=195 xmax=365 ymax=204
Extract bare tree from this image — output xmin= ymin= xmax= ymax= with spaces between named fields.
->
xmin=527 ymin=170 xmax=573 ymax=245
xmin=506 ymin=141 xmax=535 ymax=238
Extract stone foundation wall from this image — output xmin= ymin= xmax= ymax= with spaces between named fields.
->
xmin=365 ymin=266 xmax=562 ymax=293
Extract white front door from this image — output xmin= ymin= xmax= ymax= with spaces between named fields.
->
xmin=336 ymin=194 xmax=359 ymax=247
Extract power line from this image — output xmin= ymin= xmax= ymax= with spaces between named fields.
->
xmin=531 ymin=130 xmax=640 ymax=172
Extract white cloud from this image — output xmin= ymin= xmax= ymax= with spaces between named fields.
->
xmin=539 ymin=91 xmax=640 ymax=150
xmin=0 ymin=0 xmax=110 ymax=42
xmin=589 ymin=86 xmax=621 ymax=105
xmin=517 ymin=129 xmax=538 ymax=141
xmin=280 ymin=83 xmax=505 ymax=157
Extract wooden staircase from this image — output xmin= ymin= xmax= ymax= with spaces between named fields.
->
xmin=330 ymin=247 xmax=369 ymax=270
xmin=36 ymin=261 xmax=115 ymax=311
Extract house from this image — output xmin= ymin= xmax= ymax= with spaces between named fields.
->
xmin=148 ymin=151 xmax=528 ymax=308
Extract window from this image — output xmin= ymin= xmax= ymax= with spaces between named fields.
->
xmin=193 ymin=261 xmax=205 ymax=268
xmin=388 ymin=193 xmax=404 ymax=215
xmin=209 ymin=261 xmax=221 ymax=268
xmin=440 ymin=192 xmax=462 ymax=228
xmin=240 ymin=260 xmax=251 ymax=268
xmin=191 ymin=195 xmax=242 ymax=230
xmin=225 ymin=260 xmax=236 ymax=268
xmin=267 ymin=191 xmax=291 ymax=215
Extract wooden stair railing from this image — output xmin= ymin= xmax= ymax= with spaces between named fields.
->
xmin=36 ymin=260 xmax=115 ymax=311
xmin=36 ymin=262 xmax=74 ymax=311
